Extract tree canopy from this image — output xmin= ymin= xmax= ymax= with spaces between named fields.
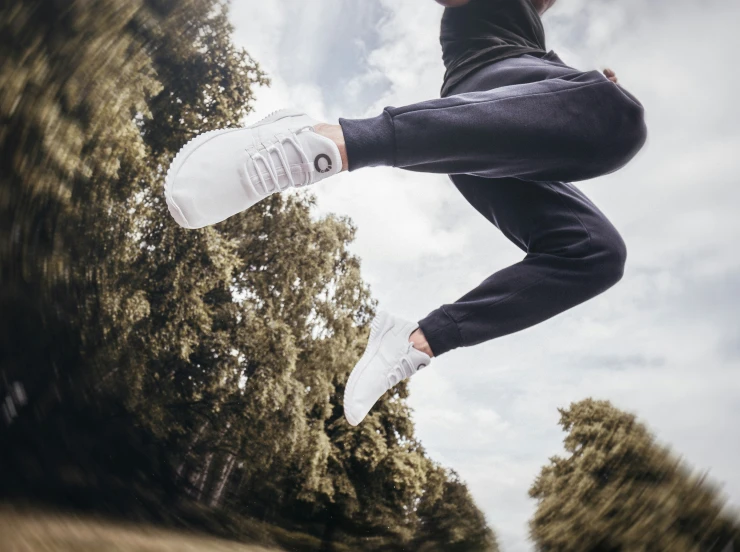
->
xmin=0 ymin=1 xmax=496 ymax=549
xmin=529 ymin=399 xmax=740 ymax=551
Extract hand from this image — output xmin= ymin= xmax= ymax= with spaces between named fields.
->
xmin=603 ymin=68 xmax=619 ymax=84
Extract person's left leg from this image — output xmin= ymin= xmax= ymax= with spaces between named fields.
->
xmin=343 ymin=172 xmax=627 ymax=425
xmin=416 ymin=173 xmax=626 ymax=358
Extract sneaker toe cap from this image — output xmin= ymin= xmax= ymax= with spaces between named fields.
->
xmin=343 ymin=369 xmax=387 ymax=427
xmin=344 ymin=400 xmax=370 ymax=427
xmin=166 ymin=129 xmax=256 ymax=228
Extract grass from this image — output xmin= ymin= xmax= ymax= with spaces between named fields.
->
xmin=0 ymin=507 xmax=280 ymax=552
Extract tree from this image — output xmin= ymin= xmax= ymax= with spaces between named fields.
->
xmin=529 ymin=399 xmax=740 ymax=551
xmin=414 ymin=466 xmax=499 ymax=552
xmin=0 ymin=0 xmax=161 ymax=410
xmin=0 ymin=0 xmax=498 ymax=548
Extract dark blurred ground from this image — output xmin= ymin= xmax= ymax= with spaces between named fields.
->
xmin=0 ymin=506 xmax=278 ymax=552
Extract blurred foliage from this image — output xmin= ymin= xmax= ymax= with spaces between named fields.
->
xmin=0 ymin=0 xmax=496 ymax=550
xmin=529 ymin=399 xmax=740 ymax=551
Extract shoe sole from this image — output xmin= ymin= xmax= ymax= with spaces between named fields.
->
xmin=344 ymin=311 xmax=392 ymax=426
xmin=164 ymin=108 xmax=307 ymax=229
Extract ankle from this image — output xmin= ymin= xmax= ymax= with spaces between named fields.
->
xmin=314 ymin=123 xmax=348 ymax=172
xmin=410 ymin=328 xmax=435 ymax=358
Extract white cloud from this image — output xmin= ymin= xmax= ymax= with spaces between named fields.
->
xmin=230 ymin=1 xmax=740 ymax=550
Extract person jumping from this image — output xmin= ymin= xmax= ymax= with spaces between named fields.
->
xmin=164 ymin=0 xmax=647 ymax=427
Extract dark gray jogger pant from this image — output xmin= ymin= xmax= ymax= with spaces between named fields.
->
xmin=338 ymin=52 xmax=647 ymax=357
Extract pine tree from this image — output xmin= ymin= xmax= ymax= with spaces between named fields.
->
xmin=529 ymin=399 xmax=740 ymax=551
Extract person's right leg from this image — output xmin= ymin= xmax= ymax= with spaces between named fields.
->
xmin=335 ymin=54 xmax=647 ymax=183
xmin=416 ymin=174 xmax=626 ymax=357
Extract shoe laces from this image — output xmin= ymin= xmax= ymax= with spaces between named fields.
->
xmin=386 ymin=342 xmax=423 ymax=389
xmin=247 ymin=126 xmax=316 ymax=195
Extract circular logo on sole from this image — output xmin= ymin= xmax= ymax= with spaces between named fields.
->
xmin=314 ymin=154 xmax=332 ymax=174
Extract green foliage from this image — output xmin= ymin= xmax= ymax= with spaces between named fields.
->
xmin=0 ymin=0 xmax=495 ymax=549
xmin=529 ymin=399 xmax=740 ymax=551
xmin=414 ymin=466 xmax=499 ymax=552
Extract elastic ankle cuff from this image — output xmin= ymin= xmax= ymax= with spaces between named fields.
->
xmin=338 ymin=110 xmax=395 ymax=171
xmin=417 ymin=307 xmax=463 ymax=358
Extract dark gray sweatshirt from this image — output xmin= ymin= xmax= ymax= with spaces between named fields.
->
xmin=440 ymin=0 xmax=548 ymax=96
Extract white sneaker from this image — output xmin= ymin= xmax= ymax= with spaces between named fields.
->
xmin=344 ymin=311 xmax=432 ymax=426
xmin=164 ymin=108 xmax=342 ymax=229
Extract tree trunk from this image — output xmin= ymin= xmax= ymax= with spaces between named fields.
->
xmin=176 ymin=421 xmax=209 ymax=478
xmin=192 ymin=451 xmax=214 ymax=502
xmin=210 ymin=453 xmax=236 ymax=507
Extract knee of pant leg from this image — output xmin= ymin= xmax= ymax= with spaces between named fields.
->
xmin=604 ymin=88 xmax=648 ymax=171
xmin=590 ymin=228 xmax=628 ymax=291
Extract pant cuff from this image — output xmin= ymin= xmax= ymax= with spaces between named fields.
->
xmin=417 ymin=307 xmax=463 ymax=358
xmin=338 ymin=110 xmax=395 ymax=172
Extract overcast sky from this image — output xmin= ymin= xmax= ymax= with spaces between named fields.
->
xmin=229 ymin=0 xmax=740 ymax=549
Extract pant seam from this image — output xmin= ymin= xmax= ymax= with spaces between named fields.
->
xmin=384 ymin=108 xmax=398 ymax=167
xmin=440 ymin=305 xmax=464 ymax=344
xmin=392 ymin=78 xmax=609 ymax=119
